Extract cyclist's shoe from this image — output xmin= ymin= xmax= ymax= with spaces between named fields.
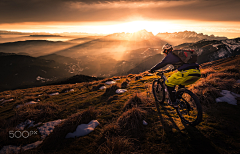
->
xmin=168 ymin=100 xmax=178 ymax=108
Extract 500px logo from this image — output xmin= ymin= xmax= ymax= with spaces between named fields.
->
xmin=9 ymin=130 xmax=38 ymax=138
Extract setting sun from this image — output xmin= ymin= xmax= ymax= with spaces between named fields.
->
xmin=99 ymin=20 xmax=180 ymax=34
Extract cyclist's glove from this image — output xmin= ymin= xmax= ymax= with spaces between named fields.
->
xmin=149 ymin=69 xmax=155 ymax=73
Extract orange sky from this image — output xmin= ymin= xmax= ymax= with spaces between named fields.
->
xmin=0 ymin=0 xmax=240 ymax=38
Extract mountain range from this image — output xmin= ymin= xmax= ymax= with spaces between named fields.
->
xmin=0 ymin=30 xmax=239 ymax=91
xmin=156 ymin=30 xmax=227 ymax=45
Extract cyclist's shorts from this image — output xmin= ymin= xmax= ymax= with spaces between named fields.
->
xmin=165 ymin=69 xmax=201 ymax=87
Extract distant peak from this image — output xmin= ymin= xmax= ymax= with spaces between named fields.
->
xmin=138 ymin=29 xmax=148 ymax=32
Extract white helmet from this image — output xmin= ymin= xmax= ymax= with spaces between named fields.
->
xmin=162 ymin=43 xmax=173 ymax=51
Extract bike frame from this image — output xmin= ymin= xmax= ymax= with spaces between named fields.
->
xmin=152 ymin=70 xmax=203 ymax=126
xmin=155 ymin=70 xmax=171 ymax=103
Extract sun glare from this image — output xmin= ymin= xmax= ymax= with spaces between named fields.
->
xmin=1 ymin=20 xmax=240 ymax=38
xmin=99 ymin=20 xmax=181 ymax=34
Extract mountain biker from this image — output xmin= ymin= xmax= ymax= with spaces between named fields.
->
xmin=149 ymin=43 xmax=201 ymax=107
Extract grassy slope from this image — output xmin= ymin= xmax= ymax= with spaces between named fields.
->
xmin=0 ymin=56 xmax=240 ymax=154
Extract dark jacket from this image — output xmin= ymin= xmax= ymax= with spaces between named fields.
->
xmin=150 ymin=51 xmax=199 ymax=71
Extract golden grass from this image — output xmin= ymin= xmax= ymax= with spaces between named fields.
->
xmin=39 ymin=107 xmax=98 ymax=151
xmin=1 ymin=55 xmax=240 ymax=154
xmin=120 ymin=81 xmax=128 ymax=89
xmin=100 ymin=123 xmax=120 ymax=139
xmin=103 ymin=84 xmax=120 ymax=97
xmin=117 ymin=107 xmax=147 ymax=138
xmin=200 ymin=68 xmax=216 ymax=78
xmin=91 ymin=83 xmax=106 ymax=91
xmin=16 ymin=101 xmax=61 ymax=123
xmin=101 ymin=78 xmax=114 ymax=83
xmin=97 ymin=136 xmax=135 ymax=154
xmin=135 ymin=75 xmax=143 ymax=81
xmin=123 ymin=94 xmax=143 ymax=111
xmin=127 ymin=74 xmax=135 ymax=78
xmin=189 ymin=62 xmax=240 ymax=105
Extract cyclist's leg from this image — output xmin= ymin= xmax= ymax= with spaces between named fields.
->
xmin=165 ymin=69 xmax=201 ymax=106
xmin=181 ymin=69 xmax=201 ymax=86
xmin=167 ymin=86 xmax=176 ymax=103
xmin=165 ymin=71 xmax=184 ymax=106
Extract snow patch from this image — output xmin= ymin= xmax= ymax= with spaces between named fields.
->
xmin=218 ymin=50 xmax=227 ymax=58
xmin=49 ymin=92 xmax=59 ymax=96
xmin=36 ymin=76 xmax=45 ymax=81
xmin=105 ymin=81 xmax=116 ymax=85
xmin=37 ymin=119 xmax=65 ymax=139
xmin=0 ymin=141 xmax=43 ymax=154
xmin=16 ymin=101 xmax=38 ymax=108
xmin=65 ymin=89 xmax=74 ymax=93
xmin=215 ymin=90 xmax=240 ymax=105
xmin=115 ymin=79 xmax=120 ymax=81
xmin=16 ymin=119 xmax=37 ymax=130
xmin=116 ymin=89 xmax=127 ymax=94
xmin=212 ymin=44 xmax=221 ymax=49
xmin=36 ymin=76 xmax=52 ymax=82
xmin=99 ymin=86 xmax=106 ymax=90
xmin=65 ymin=120 xmax=99 ymax=138
xmin=147 ymin=74 xmax=153 ymax=76
xmin=1 ymin=99 xmax=14 ymax=104
xmin=143 ymin=120 xmax=148 ymax=125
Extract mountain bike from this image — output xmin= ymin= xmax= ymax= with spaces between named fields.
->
xmin=152 ymin=70 xmax=202 ymax=126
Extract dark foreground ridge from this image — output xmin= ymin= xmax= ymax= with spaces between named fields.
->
xmin=0 ymin=55 xmax=240 ymax=154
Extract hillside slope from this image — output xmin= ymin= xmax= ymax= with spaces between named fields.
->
xmin=175 ymin=38 xmax=240 ymax=64
xmin=0 ymin=55 xmax=240 ymax=154
xmin=0 ymin=53 xmax=75 ymax=92
xmin=0 ymin=40 xmax=74 ymax=57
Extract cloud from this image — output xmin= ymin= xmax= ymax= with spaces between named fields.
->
xmin=0 ymin=0 xmax=239 ymax=23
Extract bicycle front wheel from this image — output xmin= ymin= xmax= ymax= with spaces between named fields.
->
xmin=176 ymin=89 xmax=202 ymax=126
xmin=152 ymin=80 xmax=165 ymax=113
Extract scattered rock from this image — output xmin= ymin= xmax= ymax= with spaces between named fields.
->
xmin=37 ymin=119 xmax=65 ymax=139
xmin=16 ymin=119 xmax=35 ymax=130
xmin=143 ymin=120 xmax=148 ymax=125
xmin=116 ymin=89 xmax=127 ymax=94
xmin=65 ymin=120 xmax=100 ymax=138
xmin=216 ymin=90 xmax=240 ymax=105
xmin=49 ymin=92 xmax=60 ymax=96
xmin=99 ymin=86 xmax=106 ymax=90
xmin=105 ymin=81 xmax=116 ymax=85
xmin=1 ymin=99 xmax=14 ymax=104
xmin=147 ymin=74 xmax=153 ymax=76
xmin=16 ymin=101 xmax=38 ymax=108
xmin=65 ymin=89 xmax=74 ymax=93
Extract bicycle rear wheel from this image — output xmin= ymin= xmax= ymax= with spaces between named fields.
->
xmin=152 ymin=80 xmax=165 ymax=113
xmin=176 ymin=89 xmax=202 ymax=126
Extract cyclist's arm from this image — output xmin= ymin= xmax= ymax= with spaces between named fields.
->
xmin=150 ymin=52 xmax=180 ymax=71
